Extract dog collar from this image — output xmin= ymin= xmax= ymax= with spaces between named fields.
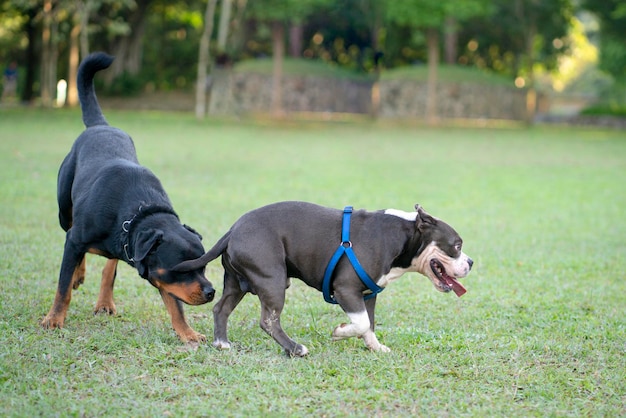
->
xmin=322 ymin=206 xmax=384 ymax=304
xmin=121 ymin=204 xmax=179 ymax=265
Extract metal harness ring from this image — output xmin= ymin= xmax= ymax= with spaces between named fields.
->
xmin=124 ymin=244 xmax=134 ymax=262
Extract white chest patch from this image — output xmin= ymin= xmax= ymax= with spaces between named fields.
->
xmin=376 ymin=267 xmax=412 ymax=288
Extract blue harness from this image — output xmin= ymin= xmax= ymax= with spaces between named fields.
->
xmin=322 ymin=206 xmax=384 ymax=304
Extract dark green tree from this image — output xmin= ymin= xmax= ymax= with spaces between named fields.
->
xmin=0 ymin=0 xmax=37 ymax=102
xmin=302 ymin=0 xmax=384 ymax=72
xmin=458 ymin=0 xmax=573 ymax=121
xmin=245 ymin=0 xmax=331 ymax=116
xmin=386 ymin=0 xmax=492 ymax=123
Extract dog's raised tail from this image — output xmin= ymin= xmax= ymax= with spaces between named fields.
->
xmin=77 ymin=52 xmax=114 ymax=128
xmin=172 ymin=230 xmax=232 ymax=272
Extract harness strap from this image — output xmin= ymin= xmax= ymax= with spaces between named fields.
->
xmin=322 ymin=206 xmax=384 ymax=304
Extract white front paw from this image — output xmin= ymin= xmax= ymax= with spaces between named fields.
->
xmin=376 ymin=344 xmax=391 ymax=353
xmin=213 ymin=339 xmax=231 ymax=350
xmin=361 ymin=330 xmax=391 ymax=352
xmin=288 ymin=344 xmax=309 ymax=357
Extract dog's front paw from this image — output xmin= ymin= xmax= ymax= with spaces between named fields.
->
xmin=213 ymin=339 xmax=231 ymax=350
xmin=360 ymin=330 xmax=391 ymax=353
xmin=374 ymin=344 xmax=391 ymax=353
xmin=93 ymin=302 xmax=116 ymax=316
xmin=285 ymin=344 xmax=309 ymax=357
xmin=41 ymin=314 xmax=64 ymax=330
xmin=179 ymin=330 xmax=206 ymax=343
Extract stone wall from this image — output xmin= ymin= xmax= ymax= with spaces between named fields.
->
xmin=209 ymin=70 xmax=527 ymax=120
xmin=380 ymin=80 xmax=527 ymax=120
xmin=209 ymin=70 xmax=372 ymax=115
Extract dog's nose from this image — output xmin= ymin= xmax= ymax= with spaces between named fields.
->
xmin=467 ymin=258 xmax=474 ymax=270
xmin=203 ymin=285 xmax=215 ymax=302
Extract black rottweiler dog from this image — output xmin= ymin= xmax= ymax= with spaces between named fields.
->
xmin=41 ymin=52 xmax=215 ymax=342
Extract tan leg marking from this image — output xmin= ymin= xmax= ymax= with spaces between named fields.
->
xmin=159 ymin=290 xmax=206 ymax=343
xmin=41 ymin=261 xmax=84 ymax=329
xmin=94 ymin=259 xmax=118 ymax=315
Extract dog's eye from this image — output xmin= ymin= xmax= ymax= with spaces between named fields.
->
xmin=454 ymin=243 xmax=462 ymax=252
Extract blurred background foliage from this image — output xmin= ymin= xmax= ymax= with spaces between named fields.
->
xmin=0 ymin=0 xmax=624 ymax=115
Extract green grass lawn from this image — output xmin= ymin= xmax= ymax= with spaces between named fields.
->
xmin=0 ymin=108 xmax=624 ymax=417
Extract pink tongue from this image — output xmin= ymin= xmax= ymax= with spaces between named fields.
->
xmin=444 ymin=276 xmax=466 ymax=297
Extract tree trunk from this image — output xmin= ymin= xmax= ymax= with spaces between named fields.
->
xmin=67 ymin=20 xmax=81 ymax=107
xmin=79 ymin=0 xmax=91 ymax=58
xmin=22 ymin=7 xmax=38 ymax=103
xmin=41 ymin=0 xmax=54 ymax=107
xmin=444 ymin=16 xmax=457 ymax=65
xmin=370 ymin=1 xmax=382 ymax=52
xmin=103 ymin=0 xmax=152 ymax=86
xmin=228 ymin=0 xmax=249 ymax=58
xmin=288 ymin=21 xmax=303 ymax=57
xmin=426 ymin=27 xmax=439 ymax=125
xmin=49 ymin=20 xmax=59 ymax=106
xmin=524 ymin=20 xmax=537 ymax=125
xmin=126 ymin=18 xmax=146 ymax=74
xmin=369 ymin=3 xmax=383 ymax=119
xmin=217 ymin=0 xmax=233 ymax=52
xmin=515 ymin=0 xmax=537 ymax=125
xmin=40 ymin=5 xmax=59 ymax=108
xmin=196 ymin=0 xmax=218 ymax=119
xmin=271 ymin=21 xmax=285 ymax=117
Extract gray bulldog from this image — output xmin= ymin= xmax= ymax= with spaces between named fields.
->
xmin=178 ymin=201 xmax=473 ymax=356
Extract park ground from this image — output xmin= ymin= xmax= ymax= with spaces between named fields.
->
xmin=0 ymin=108 xmax=624 ymax=416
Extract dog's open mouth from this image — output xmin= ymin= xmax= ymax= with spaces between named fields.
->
xmin=430 ymin=259 xmax=466 ymax=297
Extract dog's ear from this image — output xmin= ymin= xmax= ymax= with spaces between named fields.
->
xmin=415 ymin=204 xmax=437 ymax=229
xmin=183 ymin=224 xmax=202 ymax=240
xmin=134 ymin=229 xmax=164 ymax=261
xmin=133 ymin=229 xmax=164 ymax=277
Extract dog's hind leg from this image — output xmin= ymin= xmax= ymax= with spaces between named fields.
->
xmin=257 ymin=284 xmax=309 ymax=357
xmin=159 ymin=289 xmax=206 ymax=343
xmin=42 ymin=240 xmax=85 ymax=329
xmin=212 ymin=271 xmax=246 ymax=350
xmin=94 ymin=258 xmax=118 ymax=315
